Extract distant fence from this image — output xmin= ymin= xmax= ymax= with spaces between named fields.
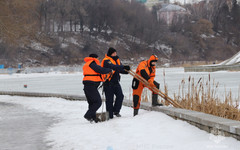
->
xmin=0 ymin=66 xmax=83 ymax=74
xmin=0 ymin=64 xmax=4 ymax=69
xmin=0 ymin=68 xmax=19 ymax=74
xmin=22 ymin=66 xmax=82 ymax=73
xmin=184 ymin=64 xmax=240 ymax=72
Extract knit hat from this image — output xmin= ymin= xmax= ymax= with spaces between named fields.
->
xmin=107 ymin=47 xmax=117 ymax=56
xmin=89 ymin=53 xmax=98 ymax=58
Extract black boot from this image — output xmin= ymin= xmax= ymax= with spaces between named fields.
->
xmin=114 ymin=112 xmax=121 ymax=117
xmin=93 ymin=117 xmax=101 ymax=123
xmin=152 ymin=94 xmax=163 ymax=106
xmin=109 ymin=112 xmax=114 ymax=119
xmin=152 ymin=81 xmax=163 ymax=106
xmin=133 ymin=109 xmax=139 ymax=116
xmin=84 ymin=116 xmax=93 ymax=123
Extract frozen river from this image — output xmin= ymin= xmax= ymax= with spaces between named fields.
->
xmin=0 ymin=67 xmax=239 ymax=101
xmin=0 ymin=67 xmax=240 ymax=150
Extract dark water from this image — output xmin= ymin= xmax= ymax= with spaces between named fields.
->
xmin=0 ymin=102 xmax=54 ymax=150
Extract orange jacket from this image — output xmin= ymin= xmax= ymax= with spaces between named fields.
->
xmin=101 ymin=55 xmax=121 ymax=81
xmin=136 ymin=55 xmax=158 ymax=80
xmin=83 ymin=57 xmax=103 ymax=82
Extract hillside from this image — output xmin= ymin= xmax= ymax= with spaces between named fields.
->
xmin=0 ymin=0 xmax=240 ymax=67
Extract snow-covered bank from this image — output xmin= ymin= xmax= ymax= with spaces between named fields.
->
xmin=1 ymin=95 xmax=240 ymax=150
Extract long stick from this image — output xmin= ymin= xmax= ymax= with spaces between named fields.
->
xmin=128 ymin=69 xmax=183 ymax=108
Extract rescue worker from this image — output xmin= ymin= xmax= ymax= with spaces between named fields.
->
xmin=132 ymin=54 xmax=162 ymax=116
xmin=101 ymin=47 xmax=130 ymax=119
xmin=83 ymin=53 xmax=112 ymax=123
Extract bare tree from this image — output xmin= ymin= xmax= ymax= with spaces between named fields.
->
xmin=71 ymin=0 xmax=86 ymax=32
xmin=0 ymin=0 xmax=40 ymax=44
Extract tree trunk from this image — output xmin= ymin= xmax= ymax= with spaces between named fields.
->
xmin=70 ymin=19 xmax=72 ymax=32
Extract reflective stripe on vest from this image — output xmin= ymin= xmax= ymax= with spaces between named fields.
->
xmin=83 ymin=59 xmax=103 ymax=82
xmin=101 ymin=55 xmax=121 ymax=81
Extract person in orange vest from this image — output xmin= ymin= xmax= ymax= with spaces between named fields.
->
xmin=101 ymin=47 xmax=130 ymax=119
xmin=132 ymin=54 xmax=163 ymax=116
xmin=83 ymin=54 xmax=112 ymax=123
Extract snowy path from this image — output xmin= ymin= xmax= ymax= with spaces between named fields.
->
xmin=0 ymin=95 xmax=240 ymax=150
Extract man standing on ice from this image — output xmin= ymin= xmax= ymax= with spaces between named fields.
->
xmin=132 ymin=54 xmax=163 ymax=116
xmin=82 ymin=54 xmax=112 ymax=123
xmin=101 ymin=47 xmax=130 ymax=119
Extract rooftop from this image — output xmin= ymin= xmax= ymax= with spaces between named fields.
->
xmin=160 ymin=4 xmax=186 ymax=12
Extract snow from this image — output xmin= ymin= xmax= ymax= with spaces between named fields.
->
xmin=200 ymin=34 xmax=215 ymax=39
xmin=58 ymin=37 xmax=84 ymax=48
xmin=30 ymin=41 xmax=50 ymax=53
xmin=203 ymin=51 xmax=240 ymax=67
xmin=115 ymin=37 xmax=131 ymax=51
xmin=1 ymin=95 xmax=240 ymax=150
xmin=65 ymin=37 xmax=81 ymax=46
xmin=124 ymin=34 xmax=142 ymax=44
xmin=97 ymin=36 xmax=107 ymax=43
xmin=219 ymin=51 xmax=240 ymax=66
xmin=150 ymin=41 xmax=172 ymax=58
xmin=60 ymin=43 xmax=68 ymax=48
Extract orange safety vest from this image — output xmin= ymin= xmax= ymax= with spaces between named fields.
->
xmin=83 ymin=57 xmax=103 ymax=82
xmin=101 ymin=55 xmax=121 ymax=81
xmin=136 ymin=55 xmax=158 ymax=80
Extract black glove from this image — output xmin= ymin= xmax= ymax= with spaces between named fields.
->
xmin=123 ymin=65 xmax=130 ymax=71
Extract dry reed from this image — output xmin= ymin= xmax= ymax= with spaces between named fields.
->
xmin=169 ymin=74 xmax=240 ymax=121
xmin=141 ymin=73 xmax=240 ymax=121
xmin=133 ymin=69 xmax=240 ymax=121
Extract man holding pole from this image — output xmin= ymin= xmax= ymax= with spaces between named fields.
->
xmin=101 ymin=47 xmax=130 ymax=119
xmin=132 ymin=54 xmax=162 ymax=116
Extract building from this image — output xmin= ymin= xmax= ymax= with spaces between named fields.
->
xmin=135 ymin=0 xmax=147 ymax=3
xmin=146 ymin=0 xmax=170 ymax=9
xmin=169 ymin=0 xmax=202 ymax=4
xmin=157 ymin=4 xmax=189 ymax=25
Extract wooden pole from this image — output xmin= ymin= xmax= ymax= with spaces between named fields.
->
xmin=128 ymin=69 xmax=183 ymax=108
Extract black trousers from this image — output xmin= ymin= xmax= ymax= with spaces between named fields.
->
xmin=104 ymin=82 xmax=124 ymax=118
xmin=83 ymin=82 xmax=102 ymax=119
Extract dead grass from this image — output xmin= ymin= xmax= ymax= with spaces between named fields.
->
xmin=164 ymin=74 xmax=240 ymax=121
xmin=142 ymin=88 xmax=151 ymax=103
xmin=141 ymin=71 xmax=240 ymax=121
